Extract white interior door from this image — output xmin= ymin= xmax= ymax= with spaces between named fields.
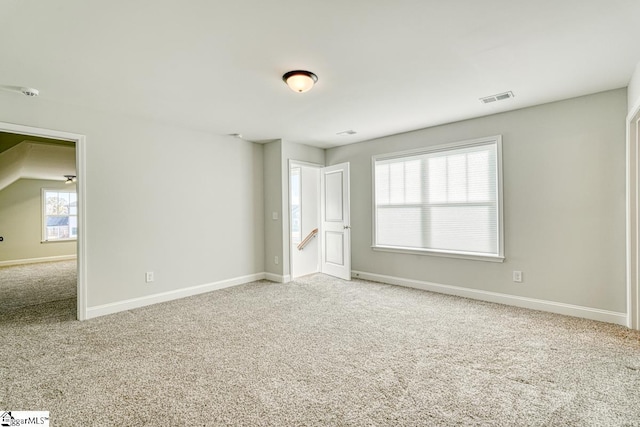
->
xmin=321 ymin=162 xmax=351 ymax=280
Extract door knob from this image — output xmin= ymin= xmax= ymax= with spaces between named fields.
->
xmin=344 ymin=225 xmax=351 ymax=229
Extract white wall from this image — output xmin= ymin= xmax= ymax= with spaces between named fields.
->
xmin=0 ymin=95 xmax=264 ymax=309
xmin=629 ymin=61 xmax=640 ymax=114
xmin=0 ymin=179 xmax=77 ymax=262
xmin=326 ymin=89 xmax=627 ymax=313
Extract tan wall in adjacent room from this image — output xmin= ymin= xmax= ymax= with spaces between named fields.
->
xmin=0 ymin=178 xmax=77 ymax=263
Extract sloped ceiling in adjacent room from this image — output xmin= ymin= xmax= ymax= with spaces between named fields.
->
xmin=0 ymin=137 xmax=76 ymax=191
xmin=0 ymin=131 xmax=75 ymax=154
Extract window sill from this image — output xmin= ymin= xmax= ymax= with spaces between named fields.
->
xmin=372 ymin=245 xmax=505 ymax=263
xmin=41 ymin=239 xmax=77 ymax=244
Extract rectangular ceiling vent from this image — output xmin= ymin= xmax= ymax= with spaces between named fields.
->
xmin=480 ymin=91 xmax=514 ymax=104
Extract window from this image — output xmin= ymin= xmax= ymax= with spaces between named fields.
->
xmin=42 ymin=189 xmax=78 ymax=241
xmin=373 ymin=136 xmax=503 ymax=261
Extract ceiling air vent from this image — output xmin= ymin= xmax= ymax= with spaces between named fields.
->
xmin=480 ymin=91 xmax=514 ymax=104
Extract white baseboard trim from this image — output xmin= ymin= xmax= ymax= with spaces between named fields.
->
xmin=264 ymin=273 xmax=291 ymax=283
xmin=352 ymin=270 xmax=628 ymax=326
xmin=0 ymin=254 xmax=77 ymax=267
xmin=86 ymin=272 xmax=266 ymax=320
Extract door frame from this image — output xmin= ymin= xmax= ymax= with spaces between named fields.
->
xmin=0 ymin=121 xmax=87 ymax=321
xmin=288 ymin=159 xmax=323 ymax=280
xmin=627 ymin=101 xmax=640 ymax=330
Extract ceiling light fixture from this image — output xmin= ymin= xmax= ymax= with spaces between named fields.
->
xmin=64 ymin=175 xmax=76 ymax=184
xmin=282 ymin=70 xmax=318 ymax=93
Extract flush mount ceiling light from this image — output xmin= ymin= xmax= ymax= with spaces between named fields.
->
xmin=64 ymin=175 xmax=76 ymax=184
xmin=0 ymin=85 xmax=39 ymax=97
xmin=282 ymin=70 xmax=318 ymax=93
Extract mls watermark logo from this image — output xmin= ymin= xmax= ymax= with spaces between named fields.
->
xmin=1 ymin=411 xmax=49 ymax=426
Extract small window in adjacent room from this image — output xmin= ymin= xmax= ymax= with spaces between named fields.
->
xmin=372 ymin=136 xmax=504 ymax=261
xmin=42 ymin=189 xmax=78 ymax=241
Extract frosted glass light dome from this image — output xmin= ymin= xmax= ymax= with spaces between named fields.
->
xmin=282 ymin=70 xmax=318 ymax=93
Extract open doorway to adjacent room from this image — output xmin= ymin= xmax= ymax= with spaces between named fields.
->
xmin=289 ymin=161 xmax=321 ymax=279
xmin=289 ymin=160 xmax=351 ymax=281
xmin=0 ymin=123 xmax=86 ymax=320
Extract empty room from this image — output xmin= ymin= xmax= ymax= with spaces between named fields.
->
xmin=1 ymin=0 xmax=639 ymax=425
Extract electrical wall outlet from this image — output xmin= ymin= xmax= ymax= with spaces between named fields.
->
xmin=145 ymin=271 xmax=154 ymax=283
xmin=274 ymin=256 xmax=279 ymax=265
xmin=513 ymin=271 xmax=523 ymax=283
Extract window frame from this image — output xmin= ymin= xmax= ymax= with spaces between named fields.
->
xmin=371 ymin=135 xmax=505 ymax=262
xmin=42 ymin=188 xmax=78 ymax=243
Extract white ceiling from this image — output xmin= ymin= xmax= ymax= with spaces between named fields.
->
xmin=1 ymin=0 xmax=639 ymax=148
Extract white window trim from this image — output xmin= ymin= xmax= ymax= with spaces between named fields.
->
xmin=42 ymin=188 xmax=78 ymax=243
xmin=371 ymin=135 xmax=505 ymax=262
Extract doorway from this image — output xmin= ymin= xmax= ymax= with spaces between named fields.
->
xmin=290 ymin=161 xmax=321 ymax=279
xmin=289 ymin=161 xmax=351 ymax=281
xmin=0 ymin=122 xmax=86 ymax=320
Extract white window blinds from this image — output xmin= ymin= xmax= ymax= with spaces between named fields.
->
xmin=373 ymin=137 xmax=502 ymax=258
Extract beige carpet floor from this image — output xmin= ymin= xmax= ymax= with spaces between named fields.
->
xmin=1 ymin=263 xmax=639 ymax=426
xmin=0 ymin=260 xmax=76 ymax=311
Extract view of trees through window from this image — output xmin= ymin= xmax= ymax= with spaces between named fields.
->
xmin=44 ymin=190 xmax=78 ymax=241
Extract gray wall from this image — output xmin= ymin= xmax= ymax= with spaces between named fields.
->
xmin=326 ymin=89 xmax=627 ymax=312
xmin=0 ymin=84 xmax=628 ymax=314
xmin=0 ymin=96 xmax=264 ymax=308
xmin=263 ymin=140 xmax=283 ymax=276
xmin=0 ymin=178 xmax=77 ymax=262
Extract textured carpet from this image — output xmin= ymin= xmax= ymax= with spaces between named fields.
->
xmin=0 ymin=260 xmax=76 ymax=311
xmin=1 ymin=270 xmax=639 ymax=426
